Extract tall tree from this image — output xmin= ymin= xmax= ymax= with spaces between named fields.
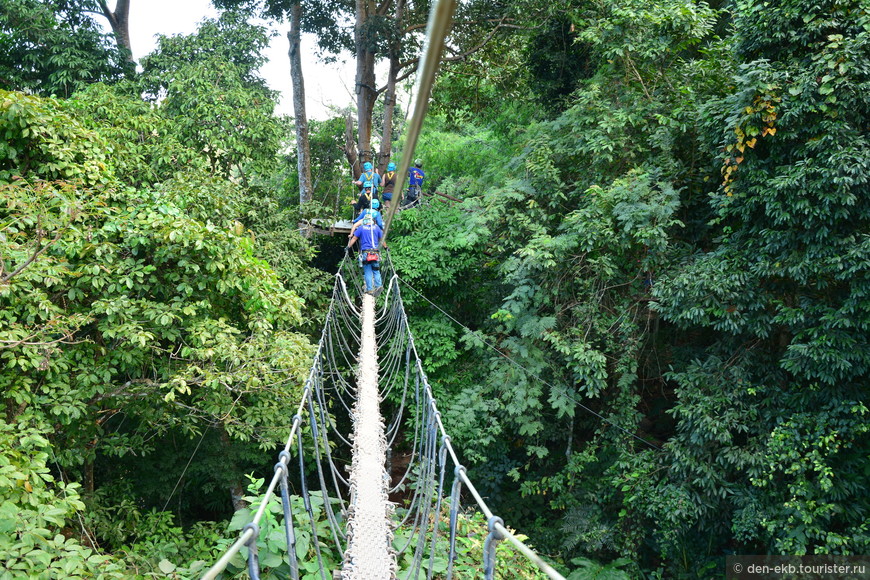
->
xmin=288 ymin=0 xmax=313 ymax=204
xmin=137 ymin=12 xmax=285 ymax=183
xmin=0 ymin=0 xmax=131 ymax=96
xmin=94 ymin=0 xmax=133 ymax=61
xmin=212 ymin=0 xmax=524 ymax=179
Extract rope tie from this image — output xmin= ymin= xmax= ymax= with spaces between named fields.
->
xmin=446 ymin=465 xmax=465 ymax=580
xmin=275 ymin=453 xmax=300 ymax=580
xmin=483 ymin=516 xmax=506 ymax=580
xmin=242 ymin=523 xmax=261 ymax=580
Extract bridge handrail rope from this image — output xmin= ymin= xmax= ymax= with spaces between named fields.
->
xmin=382 ymin=259 xmax=568 ymax=580
xmin=202 ymin=274 xmax=353 ymax=580
xmin=203 ymin=0 xmax=574 ymax=566
xmin=203 ymin=254 xmax=568 ymax=579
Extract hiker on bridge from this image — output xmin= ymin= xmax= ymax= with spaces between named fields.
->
xmin=380 ymin=162 xmax=397 ymax=211
xmin=404 ymin=159 xmax=425 ymax=208
xmin=349 ymin=198 xmax=384 ymax=237
xmin=346 ymin=219 xmax=384 ymax=295
xmin=352 ymin=161 xmax=380 ymax=214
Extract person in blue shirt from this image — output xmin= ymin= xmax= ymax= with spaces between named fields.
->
xmin=352 ymin=161 xmax=381 ymax=214
xmin=349 ymin=198 xmax=384 ymax=238
xmin=405 ymin=159 xmax=425 ymax=207
xmin=346 ymin=220 xmax=383 ymax=295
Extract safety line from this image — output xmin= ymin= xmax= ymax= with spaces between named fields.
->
xmin=381 ymin=0 xmax=459 ymax=244
xmin=397 ymin=276 xmax=662 ymax=452
xmin=384 ymin=269 xmax=568 ymax=580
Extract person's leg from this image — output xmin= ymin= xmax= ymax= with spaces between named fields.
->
xmin=373 ymin=266 xmax=382 ymax=290
xmin=363 ymin=262 xmax=374 ymax=291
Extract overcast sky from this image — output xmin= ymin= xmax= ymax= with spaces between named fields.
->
xmin=125 ymin=0 xmax=360 ymax=120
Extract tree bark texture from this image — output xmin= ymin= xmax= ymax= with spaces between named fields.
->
xmin=353 ymin=0 xmax=378 ymax=169
xmin=97 ymin=0 xmax=133 ymax=62
xmin=377 ymin=0 xmax=404 ymax=172
xmin=288 ymin=1 xmax=313 ymax=205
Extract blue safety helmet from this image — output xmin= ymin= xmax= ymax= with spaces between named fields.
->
xmin=371 ymin=199 xmax=380 ymax=209
xmin=363 ymin=162 xmax=373 ymax=171
xmin=387 ymin=162 xmax=396 ymax=171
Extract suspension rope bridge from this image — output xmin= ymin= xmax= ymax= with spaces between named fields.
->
xmin=202 ymin=256 xmax=566 ymax=579
xmin=203 ymin=1 xmax=571 ymax=576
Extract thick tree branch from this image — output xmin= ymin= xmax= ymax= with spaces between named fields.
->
xmin=376 ymin=15 xmax=521 ymax=94
xmin=0 ymin=227 xmax=66 ymax=284
xmin=96 ymin=0 xmax=133 ymax=61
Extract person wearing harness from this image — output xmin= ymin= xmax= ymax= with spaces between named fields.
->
xmin=380 ymin=162 xmax=397 ymax=211
xmin=405 ymin=159 xmax=425 ymax=207
xmin=352 ymin=161 xmax=381 ymax=214
xmin=349 ymin=198 xmax=384 ymax=238
xmin=346 ymin=218 xmax=384 ymax=295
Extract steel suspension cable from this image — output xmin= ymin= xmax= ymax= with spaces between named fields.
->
xmin=380 ymin=0 xmax=458 ymax=245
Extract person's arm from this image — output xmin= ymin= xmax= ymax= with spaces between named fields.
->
xmin=349 ymin=220 xmax=360 ymax=237
xmin=375 ymin=212 xmax=384 ymax=229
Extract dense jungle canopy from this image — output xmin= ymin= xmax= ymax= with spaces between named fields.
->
xmin=1 ymin=0 xmax=869 ymax=578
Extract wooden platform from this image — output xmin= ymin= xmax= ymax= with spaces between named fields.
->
xmin=298 ymin=218 xmax=354 ymax=236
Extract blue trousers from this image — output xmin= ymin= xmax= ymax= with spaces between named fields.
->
xmin=362 ymin=261 xmax=382 ymax=291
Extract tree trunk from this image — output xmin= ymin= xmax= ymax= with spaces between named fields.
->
xmin=377 ymin=59 xmax=398 ymax=171
xmin=218 ymin=426 xmax=249 ymax=512
xmin=377 ymin=0 xmax=404 ymax=171
xmin=288 ymin=1 xmax=313 ymax=205
xmin=354 ymin=0 xmax=378 ymax=166
xmin=83 ymin=457 xmax=95 ymax=496
xmin=345 ymin=113 xmax=359 ymax=178
xmin=97 ymin=0 xmax=134 ymax=62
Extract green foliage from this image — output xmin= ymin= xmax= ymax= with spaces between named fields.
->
xmin=566 ymin=557 xmax=632 ymax=580
xmin=385 ymin=0 xmax=870 ymax=576
xmin=67 ymin=82 xmax=209 ymax=188
xmin=1 ymin=82 xmax=322 ymax=573
xmin=0 ymin=0 xmax=132 ymax=98
xmin=649 ymin=0 xmax=870 ymax=566
xmin=524 ymin=16 xmax=593 ymax=109
xmin=217 ymin=475 xmax=343 ymax=579
xmin=0 ymin=89 xmax=111 ymax=184
xmin=0 ymin=419 xmax=128 ymax=578
xmin=84 ymin=487 xmax=226 ymax=578
xmin=138 ymin=12 xmax=287 ymax=182
xmin=2 ymin=1 xmax=870 ymax=577
xmin=392 ymin=505 xmax=553 ymax=579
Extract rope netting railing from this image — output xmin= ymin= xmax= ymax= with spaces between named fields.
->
xmin=374 ymin=254 xmax=567 ymax=580
xmin=202 ymin=268 xmax=360 ymax=580
xmin=201 ymin=254 xmax=567 ymax=579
